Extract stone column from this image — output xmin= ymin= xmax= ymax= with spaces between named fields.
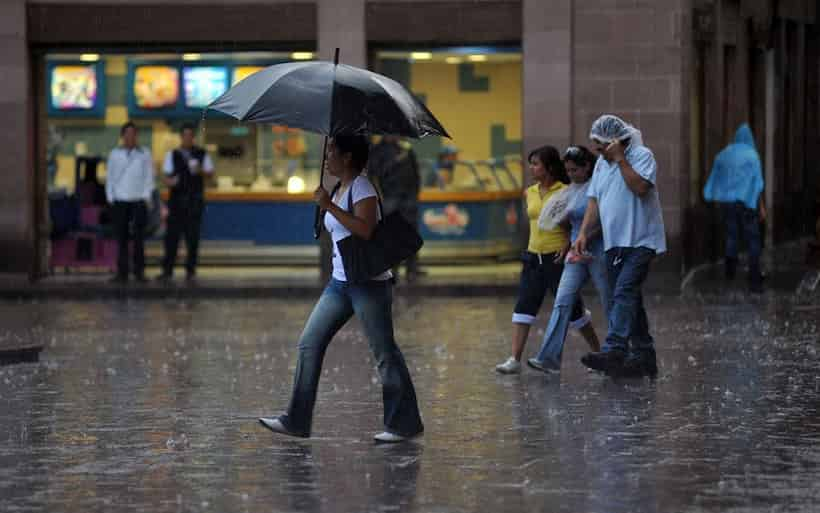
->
xmin=522 ymin=0 xmax=572 ymax=162
xmin=316 ymin=0 xmax=366 ymax=282
xmin=318 ymin=0 xmax=366 ymax=67
xmin=570 ymin=0 xmax=690 ymax=272
xmin=0 ymin=0 xmax=34 ymax=278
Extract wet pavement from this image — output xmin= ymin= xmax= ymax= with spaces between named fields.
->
xmin=1 ymin=287 xmax=819 ymax=512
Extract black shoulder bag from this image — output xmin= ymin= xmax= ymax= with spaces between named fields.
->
xmin=335 ymin=184 xmax=423 ymax=284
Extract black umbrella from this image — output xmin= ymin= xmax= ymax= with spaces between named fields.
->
xmin=206 ymin=49 xmax=449 ymax=237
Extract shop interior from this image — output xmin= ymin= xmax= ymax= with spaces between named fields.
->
xmin=43 ymin=46 xmax=525 ymax=269
xmin=45 ymin=47 xmax=523 ymax=197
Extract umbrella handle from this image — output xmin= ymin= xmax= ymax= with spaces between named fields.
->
xmin=313 ymin=135 xmax=330 ymax=239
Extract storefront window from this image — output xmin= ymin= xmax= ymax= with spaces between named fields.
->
xmin=45 ymin=51 xmax=323 ymax=195
xmin=373 ymin=47 xmax=523 ymax=192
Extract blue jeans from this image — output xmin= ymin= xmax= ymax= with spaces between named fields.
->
xmin=533 ymin=248 xmax=611 ymax=369
xmin=601 ymin=247 xmax=655 ymax=354
xmin=721 ymin=201 xmax=761 ymax=280
xmin=281 ymin=279 xmax=424 ymax=437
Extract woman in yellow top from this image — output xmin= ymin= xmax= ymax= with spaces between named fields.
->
xmin=496 ymin=145 xmax=601 ymax=374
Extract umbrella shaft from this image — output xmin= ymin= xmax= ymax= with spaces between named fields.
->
xmin=313 ymin=135 xmax=330 ymax=239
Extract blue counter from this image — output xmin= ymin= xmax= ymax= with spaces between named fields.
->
xmin=171 ymin=190 xmax=525 ymax=262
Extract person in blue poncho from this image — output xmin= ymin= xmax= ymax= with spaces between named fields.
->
xmin=703 ymin=123 xmax=767 ymax=292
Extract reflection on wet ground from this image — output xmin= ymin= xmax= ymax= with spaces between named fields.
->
xmin=1 ymin=291 xmax=819 ymax=512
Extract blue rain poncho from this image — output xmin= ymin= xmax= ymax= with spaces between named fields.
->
xmin=703 ymin=123 xmax=764 ymax=210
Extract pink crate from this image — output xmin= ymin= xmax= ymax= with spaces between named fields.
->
xmin=49 ymin=236 xmax=118 ymax=273
xmin=80 ymin=206 xmax=102 ymax=227
xmin=50 ymin=239 xmax=77 ymax=268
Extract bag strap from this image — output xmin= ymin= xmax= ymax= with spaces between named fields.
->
xmin=319 ymin=182 xmax=343 ymax=235
xmin=345 ymin=178 xmax=384 ymax=219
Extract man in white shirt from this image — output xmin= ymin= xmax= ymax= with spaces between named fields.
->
xmin=156 ymin=123 xmax=215 ymax=282
xmin=105 ymin=122 xmax=155 ymax=283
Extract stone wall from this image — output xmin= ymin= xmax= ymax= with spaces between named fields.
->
xmin=572 ymin=0 xmax=691 ymax=271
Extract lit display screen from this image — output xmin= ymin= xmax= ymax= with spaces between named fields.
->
xmin=183 ymin=66 xmax=229 ymax=108
xmin=134 ymin=65 xmax=180 ymax=109
xmin=50 ymin=65 xmax=98 ymax=110
xmin=232 ymin=66 xmax=264 ymax=86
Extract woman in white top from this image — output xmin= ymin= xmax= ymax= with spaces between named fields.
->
xmin=259 ymin=135 xmax=424 ymax=443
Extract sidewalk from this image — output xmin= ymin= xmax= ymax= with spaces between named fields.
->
xmin=1 ymin=261 xmax=682 ymax=299
xmin=680 ymin=237 xmax=820 ymax=298
xmin=2 ymin=238 xmax=816 ymax=300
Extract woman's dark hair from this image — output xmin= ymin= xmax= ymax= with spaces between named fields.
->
xmin=563 ymin=145 xmax=597 ymax=171
xmin=180 ymin=122 xmax=197 ymax=134
xmin=528 ymin=145 xmax=568 ymax=184
xmin=333 ymin=134 xmax=370 ymax=172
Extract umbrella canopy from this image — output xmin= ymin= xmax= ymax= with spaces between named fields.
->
xmin=206 ymin=61 xmax=449 ymax=139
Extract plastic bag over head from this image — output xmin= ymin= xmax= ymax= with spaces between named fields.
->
xmin=589 ymin=114 xmax=644 ymax=148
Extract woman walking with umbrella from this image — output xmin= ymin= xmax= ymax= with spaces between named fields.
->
xmin=207 ymin=51 xmax=447 ymax=442
xmin=258 ymin=134 xmax=424 ymax=442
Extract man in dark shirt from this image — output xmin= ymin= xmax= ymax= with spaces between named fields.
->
xmin=369 ymin=136 xmax=424 ymax=281
xmin=157 ymin=123 xmax=214 ymax=282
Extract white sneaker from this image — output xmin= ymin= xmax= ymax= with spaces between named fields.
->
xmin=374 ymin=431 xmax=410 ymax=443
xmin=495 ymin=357 xmax=521 ymax=374
xmin=259 ymin=417 xmax=287 ymax=433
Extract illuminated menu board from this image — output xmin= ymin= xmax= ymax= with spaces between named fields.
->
xmin=183 ymin=66 xmax=229 ymax=108
xmin=134 ymin=65 xmax=180 ymax=109
xmin=51 ymin=65 xmax=97 ymax=109
xmin=232 ymin=66 xmax=265 ymax=86
xmin=47 ymin=62 xmax=105 ymax=117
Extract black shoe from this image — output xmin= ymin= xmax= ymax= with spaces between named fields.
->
xmin=580 ymin=350 xmax=625 ymax=374
xmin=133 ymin=274 xmax=148 ymax=284
xmin=109 ymin=275 xmax=128 ymax=284
xmin=619 ymin=349 xmax=658 ymax=378
xmin=749 ymin=274 xmax=764 ymax=294
xmin=185 ymin=273 xmax=197 ymax=284
xmin=155 ymin=272 xmax=173 ymax=282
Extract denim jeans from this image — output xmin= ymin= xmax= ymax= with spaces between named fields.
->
xmin=721 ymin=201 xmax=761 ymax=281
xmin=533 ymin=247 xmax=610 ymax=369
xmin=601 ymin=247 xmax=656 ymax=354
xmin=281 ymin=278 xmax=424 ymax=437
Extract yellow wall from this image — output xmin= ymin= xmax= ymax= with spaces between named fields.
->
xmin=410 ymin=61 xmax=522 ymax=161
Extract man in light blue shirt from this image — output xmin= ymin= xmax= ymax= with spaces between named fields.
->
xmin=574 ymin=115 xmax=666 ymax=377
